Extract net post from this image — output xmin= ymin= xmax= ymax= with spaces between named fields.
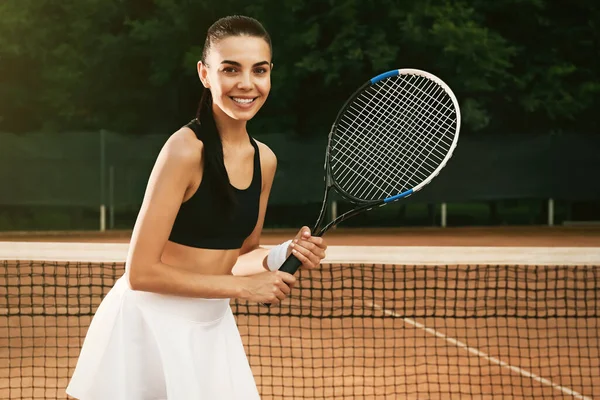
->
xmin=100 ymin=205 xmax=106 ymax=232
xmin=441 ymin=203 xmax=447 ymax=227
xmin=100 ymin=129 xmax=107 ymax=232
xmin=548 ymin=198 xmax=554 ymax=226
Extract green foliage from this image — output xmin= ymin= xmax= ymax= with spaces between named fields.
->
xmin=0 ymin=0 xmax=597 ymax=135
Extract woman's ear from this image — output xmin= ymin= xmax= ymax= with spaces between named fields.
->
xmin=197 ymin=61 xmax=210 ymax=88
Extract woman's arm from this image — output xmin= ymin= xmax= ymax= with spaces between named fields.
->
xmin=233 ymin=141 xmax=327 ymax=277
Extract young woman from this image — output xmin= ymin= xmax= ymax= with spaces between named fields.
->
xmin=66 ymin=15 xmax=327 ymax=400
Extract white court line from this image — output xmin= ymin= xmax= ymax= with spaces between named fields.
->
xmin=367 ymin=301 xmax=593 ymax=400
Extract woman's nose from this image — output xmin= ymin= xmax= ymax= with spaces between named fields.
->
xmin=237 ymin=72 xmax=252 ymax=89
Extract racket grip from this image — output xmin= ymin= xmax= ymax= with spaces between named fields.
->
xmin=262 ymin=254 xmax=302 ymax=307
xmin=278 ymin=253 xmax=303 ymax=275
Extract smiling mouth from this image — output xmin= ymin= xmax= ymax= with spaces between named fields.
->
xmin=230 ymin=97 xmax=257 ymax=105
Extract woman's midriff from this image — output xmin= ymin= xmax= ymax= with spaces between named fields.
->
xmin=161 ymin=240 xmax=240 ymax=275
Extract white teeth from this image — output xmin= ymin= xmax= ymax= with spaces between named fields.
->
xmin=232 ymin=97 xmax=254 ymax=104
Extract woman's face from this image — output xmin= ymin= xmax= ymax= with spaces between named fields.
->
xmin=198 ymin=35 xmax=272 ymax=122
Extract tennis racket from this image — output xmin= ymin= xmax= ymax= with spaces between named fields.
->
xmin=280 ymin=68 xmax=461 ymax=275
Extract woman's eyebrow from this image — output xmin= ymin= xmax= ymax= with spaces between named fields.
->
xmin=221 ymin=60 xmax=270 ymax=67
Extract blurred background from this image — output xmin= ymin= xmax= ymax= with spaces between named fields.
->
xmin=0 ymin=0 xmax=599 ymax=232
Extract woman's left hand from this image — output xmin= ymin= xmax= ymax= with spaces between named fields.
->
xmin=287 ymin=226 xmax=327 ymax=270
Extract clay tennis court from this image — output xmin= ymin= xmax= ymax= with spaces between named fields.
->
xmin=1 ymin=226 xmax=599 ymax=399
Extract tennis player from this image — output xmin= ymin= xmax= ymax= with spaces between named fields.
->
xmin=66 ymin=15 xmax=327 ymax=400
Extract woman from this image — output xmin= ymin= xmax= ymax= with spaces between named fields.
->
xmin=66 ymin=15 xmax=327 ymax=400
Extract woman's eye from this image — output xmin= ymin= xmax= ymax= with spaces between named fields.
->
xmin=222 ymin=67 xmax=237 ymax=73
xmin=254 ymin=68 xmax=267 ymax=74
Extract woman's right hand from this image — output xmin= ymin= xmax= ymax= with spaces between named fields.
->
xmin=240 ymin=271 xmax=296 ymax=304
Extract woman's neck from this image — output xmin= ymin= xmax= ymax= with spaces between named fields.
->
xmin=212 ymin=104 xmax=248 ymax=146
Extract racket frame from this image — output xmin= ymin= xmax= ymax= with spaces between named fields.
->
xmin=312 ymin=68 xmax=460 ymax=236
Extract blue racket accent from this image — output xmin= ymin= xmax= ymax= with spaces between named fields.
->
xmin=384 ymin=189 xmax=414 ymax=203
xmin=370 ymin=70 xmax=400 ymax=84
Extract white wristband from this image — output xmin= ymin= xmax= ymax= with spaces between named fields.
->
xmin=266 ymin=240 xmax=292 ymax=271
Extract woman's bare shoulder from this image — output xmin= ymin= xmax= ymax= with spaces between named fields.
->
xmin=160 ymin=126 xmax=203 ymax=167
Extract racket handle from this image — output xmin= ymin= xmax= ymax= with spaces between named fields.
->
xmin=278 ymin=253 xmax=303 ymax=275
xmin=262 ymin=254 xmax=302 ymax=307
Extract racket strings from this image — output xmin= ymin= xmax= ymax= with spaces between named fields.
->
xmin=333 ymin=113 xmax=412 ymax=200
xmin=395 ymin=77 xmax=457 ymax=143
xmin=331 ymin=87 xmax=407 ymax=197
xmin=332 ymin=79 xmax=433 ymax=196
xmin=390 ymin=78 xmax=456 ymax=144
xmin=331 ymin=73 xmax=458 ymax=201
xmin=335 ymin=105 xmax=418 ymax=199
xmin=336 ymin=95 xmax=454 ymax=198
xmin=333 ymin=90 xmax=429 ymax=198
xmin=366 ymin=77 xmax=453 ymax=175
xmin=349 ymin=78 xmax=450 ymax=197
xmin=333 ymin=91 xmax=401 ymax=197
xmin=378 ymin=77 xmax=455 ymax=191
xmin=332 ymin=85 xmax=422 ymax=196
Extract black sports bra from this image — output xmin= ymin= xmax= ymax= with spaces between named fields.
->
xmin=168 ymin=121 xmax=261 ymax=250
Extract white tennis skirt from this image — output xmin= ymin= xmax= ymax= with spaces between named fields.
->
xmin=66 ymin=275 xmax=260 ymax=400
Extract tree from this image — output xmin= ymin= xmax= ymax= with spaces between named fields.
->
xmin=0 ymin=0 xmax=597 ymax=135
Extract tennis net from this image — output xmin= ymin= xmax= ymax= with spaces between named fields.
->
xmin=1 ymin=243 xmax=599 ymax=399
